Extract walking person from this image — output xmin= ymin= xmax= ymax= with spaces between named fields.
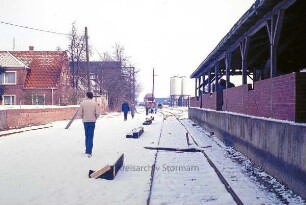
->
xmin=78 ymin=91 xmax=100 ymax=158
xmin=121 ymin=101 xmax=130 ymax=121
xmin=130 ymin=102 xmax=137 ymax=119
xmin=145 ymin=103 xmax=150 ymax=116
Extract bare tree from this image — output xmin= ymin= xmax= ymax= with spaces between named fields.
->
xmin=67 ymin=22 xmax=87 ymax=103
xmin=112 ymin=43 xmax=136 ymax=105
xmin=102 ymin=52 xmax=113 ymax=61
xmin=112 ymin=42 xmax=128 ymax=64
xmin=93 ymin=43 xmax=141 ymax=110
xmin=68 ymin=40 xmax=142 ymax=110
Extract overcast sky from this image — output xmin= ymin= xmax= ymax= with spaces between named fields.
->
xmin=0 ymin=0 xmax=254 ymax=100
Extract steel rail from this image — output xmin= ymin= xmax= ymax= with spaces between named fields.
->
xmin=163 ymin=109 xmax=244 ymax=205
xmin=146 ymin=113 xmax=164 ymax=205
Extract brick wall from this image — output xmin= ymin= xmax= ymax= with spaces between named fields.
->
xmin=0 ymin=106 xmax=79 ymax=130
xmin=296 ymin=73 xmax=306 ymax=122
xmin=2 ymin=65 xmax=73 ymax=106
xmin=201 ymin=92 xmax=222 ymax=110
xmin=2 ymin=69 xmax=26 ymax=105
xmin=222 ymin=72 xmax=306 ymax=122
xmin=223 ymin=85 xmax=248 ymax=114
xmin=190 ymin=97 xmax=200 ymax=107
xmin=189 ymin=107 xmax=306 ymax=199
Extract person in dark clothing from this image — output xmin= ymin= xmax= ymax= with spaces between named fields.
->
xmin=121 ymin=101 xmax=130 ymax=121
xmin=145 ymin=103 xmax=150 ymax=116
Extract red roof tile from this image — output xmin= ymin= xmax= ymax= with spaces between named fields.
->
xmin=9 ymin=51 xmax=68 ymax=89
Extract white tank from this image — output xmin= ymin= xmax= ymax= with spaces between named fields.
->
xmin=170 ymin=76 xmax=181 ymax=97
xmin=170 ymin=77 xmax=175 ymax=96
xmin=181 ymin=76 xmax=189 ymax=97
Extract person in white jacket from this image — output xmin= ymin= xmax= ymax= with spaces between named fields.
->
xmin=78 ymin=91 xmax=100 ymax=158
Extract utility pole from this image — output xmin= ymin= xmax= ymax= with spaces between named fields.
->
xmin=85 ymin=27 xmax=91 ymax=92
xmin=13 ymin=37 xmax=15 ymax=51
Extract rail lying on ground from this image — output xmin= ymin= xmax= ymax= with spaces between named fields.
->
xmin=0 ymin=124 xmax=53 ymax=137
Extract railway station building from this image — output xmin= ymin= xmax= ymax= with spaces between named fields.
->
xmin=189 ymin=0 xmax=306 ymax=199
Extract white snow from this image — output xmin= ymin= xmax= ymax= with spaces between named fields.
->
xmin=0 ymin=107 xmax=305 ymax=205
xmin=149 ymin=116 xmax=235 ymax=205
xmin=192 ymin=107 xmax=306 ymax=127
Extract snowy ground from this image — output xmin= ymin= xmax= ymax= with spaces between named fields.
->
xmin=0 ymin=107 xmax=305 ymax=205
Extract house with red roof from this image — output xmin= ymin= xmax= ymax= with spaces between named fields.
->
xmin=0 ymin=48 xmax=73 ymax=106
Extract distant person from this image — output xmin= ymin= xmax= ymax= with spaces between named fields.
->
xmin=145 ymin=103 xmax=150 ymax=116
xmin=150 ymin=104 xmax=155 ymax=114
xmin=218 ymin=79 xmax=227 ymax=92
xmin=130 ymin=102 xmax=137 ymax=119
xmin=121 ymin=101 xmax=130 ymax=121
xmin=218 ymin=79 xmax=235 ymax=91
xmin=78 ymin=91 xmax=100 ymax=158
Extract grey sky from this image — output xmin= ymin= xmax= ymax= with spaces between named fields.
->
xmin=0 ymin=0 xmax=255 ymax=100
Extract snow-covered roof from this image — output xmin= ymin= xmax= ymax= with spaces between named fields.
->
xmin=0 ymin=51 xmax=28 ymax=68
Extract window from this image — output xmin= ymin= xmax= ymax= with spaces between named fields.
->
xmin=0 ymin=71 xmax=16 ymax=85
xmin=32 ymin=94 xmax=45 ymax=105
xmin=90 ymin=73 xmax=97 ymax=80
xmin=3 ymin=95 xmax=15 ymax=105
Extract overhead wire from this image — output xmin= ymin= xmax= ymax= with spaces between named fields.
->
xmin=0 ymin=20 xmax=69 ymax=36
xmin=89 ymin=39 xmax=104 ymax=60
xmin=1 ymin=21 xmax=138 ymax=72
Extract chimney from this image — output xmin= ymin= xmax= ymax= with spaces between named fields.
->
xmin=29 ymin=46 xmax=34 ymax=51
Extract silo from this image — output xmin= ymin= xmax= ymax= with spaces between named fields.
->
xmin=173 ymin=76 xmax=181 ymax=97
xmin=181 ymin=76 xmax=190 ymax=107
xmin=170 ymin=76 xmax=181 ymax=106
xmin=170 ymin=77 xmax=175 ymax=96
xmin=181 ymin=76 xmax=189 ymax=98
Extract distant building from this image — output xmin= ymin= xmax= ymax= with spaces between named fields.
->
xmin=155 ymin=98 xmax=170 ymax=106
xmin=69 ymin=61 xmax=121 ymax=111
xmin=190 ymin=0 xmax=306 ymax=122
xmin=189 ymin=0 xmax=306 ymax=200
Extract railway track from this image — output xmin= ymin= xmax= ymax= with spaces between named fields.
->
xmin=147 ymin=109 xmax=244 ymax=205
xmin=0 ymin=124 xmax=53 ymax=137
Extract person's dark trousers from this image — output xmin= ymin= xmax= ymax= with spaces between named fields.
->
xmin=124 ymin=112 xmax=128 ymax=121
xmin=146 ymin=108 xmax=148 ymax=115
xmin=83 ymin=122 xmax=96 ymax=154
